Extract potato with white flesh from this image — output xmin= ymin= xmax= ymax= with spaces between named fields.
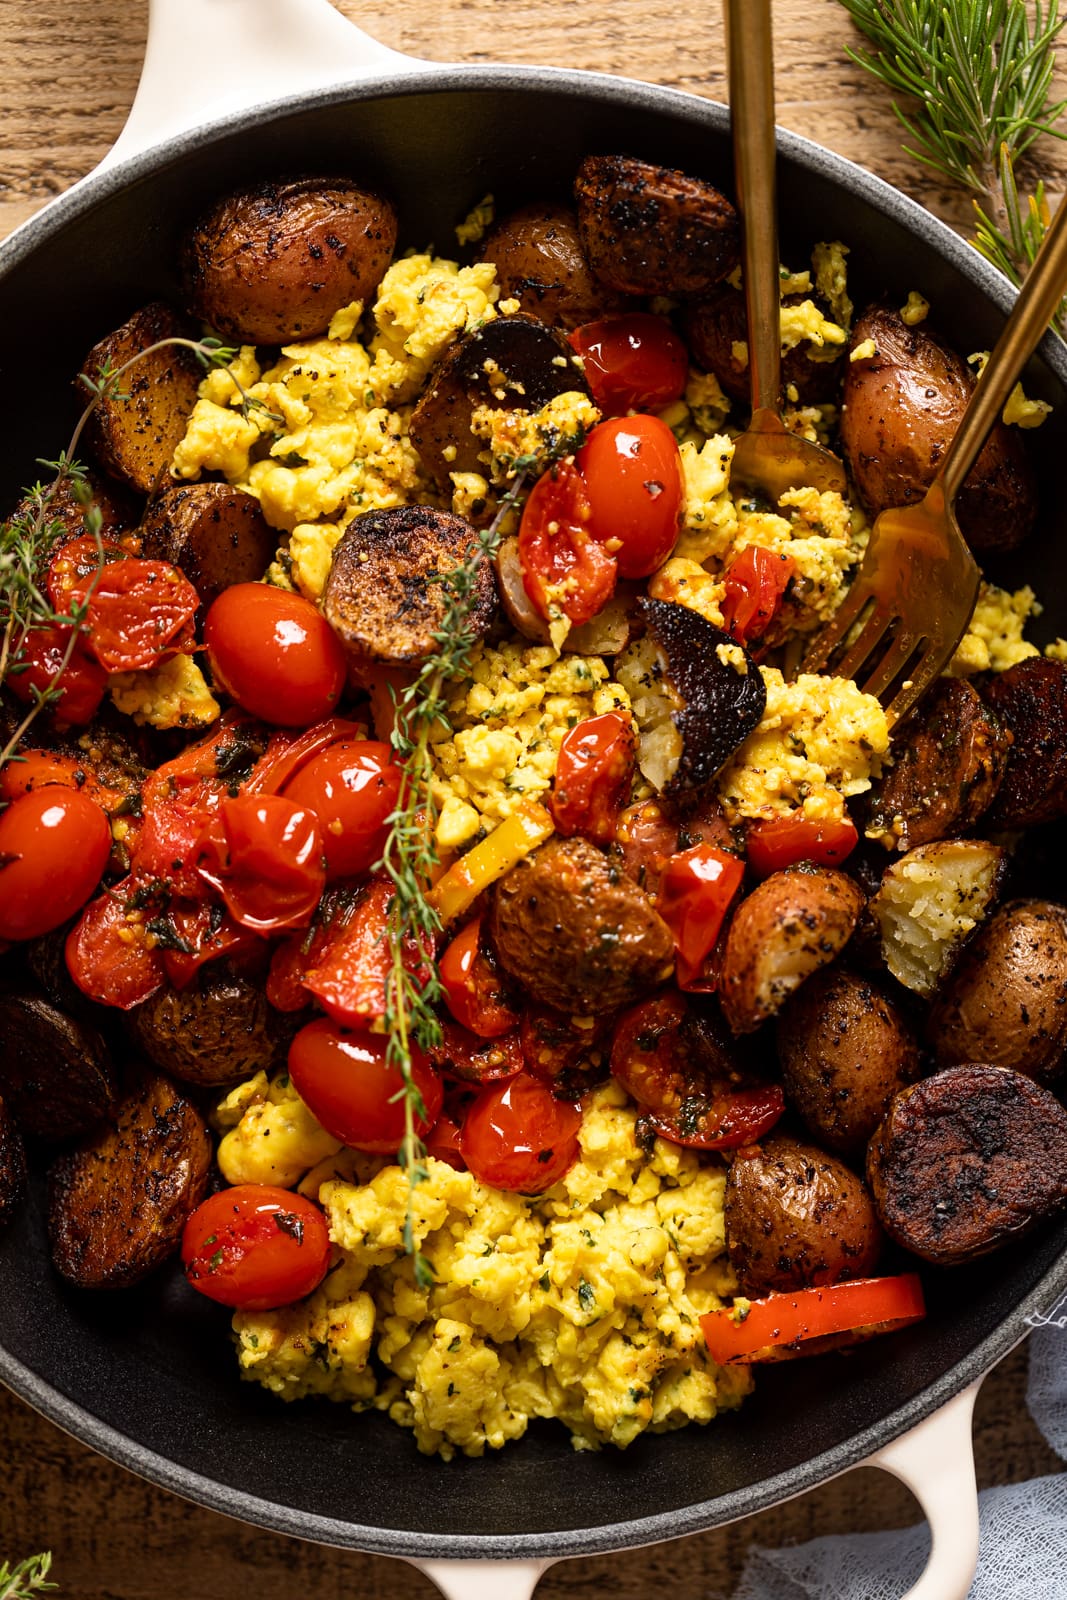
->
xmin=869 ymin=839 xmax=1006 ymax=997
xmin=927 ymin=901 xmax=1067 ymax=1083
xmin=719 ymin=867 xmax=866 ymax=1035
xmin=615 ymin=599 xmax=766 ymax=796
xmin=867 ymin=1065 xmax=1067 ymax=1266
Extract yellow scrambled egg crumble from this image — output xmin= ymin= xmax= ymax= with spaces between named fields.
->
xmin=108 ymin=654 xmax=220 ymax=730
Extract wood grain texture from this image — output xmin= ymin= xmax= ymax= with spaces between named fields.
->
xmin=1 ymin=0 xmax=1066 ymax=1592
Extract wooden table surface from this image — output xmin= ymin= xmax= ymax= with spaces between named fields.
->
xmin=2 ymin=0 xmax=1066 ymax=1594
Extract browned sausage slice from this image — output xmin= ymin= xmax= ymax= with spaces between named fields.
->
xmin=488 ymin=835 xmax=675 ymax=1014
xmin=866 ymin=1064 xmax=1067 ymax=1265
xmin=322 ymin=505 xmax=496 ymax=670
xmin=865 ymin=677 xmax=1011 ymax=851
xmin=981 ymin=657 xmax=1067 ymax=829
xmin=141 ymin=483 xmax=277 ymax=609
xmin=0 ymin=1095 xmax=26 ymax=1234
xmin=81 ymin=302 xmax=202 ymax=493
xmin=481 ymin=203 xmax=627 ymax=329
xmin=0 ymin=990 xmax=118 ymax=1141
xmin=574 ymin=154 xmax=740 ymax=297
xmin=47 ymin=1068 xmax=211 ymax=1289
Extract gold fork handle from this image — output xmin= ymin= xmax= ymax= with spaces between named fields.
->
xmin=942 ymin=194 xmax=1067 ymax=504
xmin=726 ymin=0 xmax=781 ymax=417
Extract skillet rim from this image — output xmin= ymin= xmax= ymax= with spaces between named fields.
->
xmin=3 ymin=58 xmax=1067 ymax=1562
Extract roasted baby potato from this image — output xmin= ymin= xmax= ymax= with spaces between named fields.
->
xmin=840 ymin=304 xmax=1037 ymax=552
xmin=481 ymin=203 xmax=626 ymax=328
xmin=870 ymin=838 xmax=1006 ymax=997
xmin=865 ymin=677 xmax=1011 ymax=852
xmin=141 ymin=483 xmax=277 ymax=610
xmin=81 ymin=302 xmax=202 ymax=493
xmin=719 ymin=866 xmax=865 ymax=1035
xmin=684 ymin=282 xmax=843 ymax=406
xmin=127 ymin=965 xmax=300 ymax=1087
xmin=927 ymin=900 xmax=1067 ymax=1083
xmin=574 ymin=154 xmax=740 ymax=296
xmin=777 ymin=967 xmax=921 ymax=1157
xmin=0 ymin=1095 xmax=26 ymax=1234
xmin=867 ymin=1065 xmax=1067 ymax=1265
xmin=489 ymin=835 xmax=675 ymax=1014
xmin=47 ymin=1067 xmax=212 ymax=1290
xmin=0 ymin=989 xmax=118 ymax=1141
xmin=981 ymin=657 xmax=1067 ymax=829
xmin=725 ymin=1134 xmax=883 ymax=1296
xmin=182 ymin=176 xmax=398 ymax=344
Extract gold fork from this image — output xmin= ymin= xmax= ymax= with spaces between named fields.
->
xmin=800 ymin=191 xmax=1067 ymax=725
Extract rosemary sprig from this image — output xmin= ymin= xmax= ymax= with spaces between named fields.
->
xmin=0 ymin=1553 xmax=56 ymax=1600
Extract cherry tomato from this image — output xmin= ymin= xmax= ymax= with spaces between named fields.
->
xmin=519 ymin=1003 xmax=616 ymax=1096
xmin=130 ymin=798 xmax=213 ymax=900
xmin=720 ymin=546 xmax=795 ymax=645
xmin=428 ymin=1020 xmax=524 ymax=1085
xmin=425 ymin=1107 xmax=467 ymax=1171
xmin=459 ymin=1073 xmax=583 ymax=1192
xmin=576 ymin=415 xmax=683 ymax=580
xmin=0 ymin=787 xmax=111 ymax=941
xmin=243 ymin=717 xmax=364 ymax=797
xmin=0 ymin=749 xmax=124 ymax=811
xmin=548 ymin=711 xmax=637 ymax=845
xmin=65 ymin=875 xmax=166 ymax=1008
xmin=182 ymin=1185 xmax=331 ymax=1312
xmin=204 ymin=584 xmax=346 ymax=727
xmin=656 ymin=843 xmax=745 ymax=968
xmin=50 ymin=539 xmax=201 ymax=672
xmin=700 ymin=1274 xmax=926 ymax=1365
xmin=438 ymin=917 xmax=519 ymax=1039
xmin=302 ymin=874 xmax=434 ymax=1030
xmin=141 ymin=711 xmax=265 ymax=813
xmin=569 ymin=313 xmax=688 ymax=416
xmin=161 ymin=902 xmax=263 ymax=990
xmin=6 ymin=626 xmax=108 ymax=726
xmin=282 ymin=739 xmax=403 ymax=881
xmin=746 ymin=814 xmax=859 ymax=876
xmin=196 ymin=793 xmax=325 ymax=933
xmin=610 ymin=991 xmax=784 ymax=1150
xmin=45 ymin=533 xmax=127 ymax=609
xmin=517 ymin=460 xmax=618 ymax=626
xmin=288 ymin=1017 xmax=443 ymax=1153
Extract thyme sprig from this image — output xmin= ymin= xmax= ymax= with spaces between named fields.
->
xmin=838 ymin=0 xmax=1067 ymax=325
xmin=0 ymin=1553 xmax=56 ymax=1600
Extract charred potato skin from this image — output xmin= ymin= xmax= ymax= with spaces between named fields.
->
xmin=574 ymin=155 xmax=740 ymax=296
xmin=140 ymin=484 xmax=278 ymax=611
xmin=684 ymin=283 xmax=843 ymax=406
xmin=0 ymin=989 xmax=118 ymax=1141
xmin=777 ymin=967 xmax=921 ymax=1157
xmin=927 ymin=900 xmax=1067 ymax=1083
xmin=980 ymin=658 xmax=1067 ymax=829
xmin=867 ymin=1065 xmax=1067 ymax=1265
xmin=127 ymin=965 xmax=301 ymax=1087
xmin=488 ymin=835 xmax=675 ymax=1014
xmin=47 ymin=1068 xmax=212 ymax=1290
xmin=81 ymin=302 xmax=202 ymax=494
xmin=481 ymin=203 xmax=627 ymax=329
xmin=725 ymin=1135 xmax=883 ymax=1296
xmin=182 ymin=176 xmax=398 ymax=344
xmin=719 ymin=866 xmax=866 ymax=1035
xmin=0 ymin=1095 xmax=27 ymax=1233
xmin=840 ymin=304 xmax=1037 ymax=553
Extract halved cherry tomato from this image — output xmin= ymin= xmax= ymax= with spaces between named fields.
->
xmin=700 ymin=1274 xmax=927 ymax=1365
xmin=287 ymin=1017 xmax=443 ymax=1153
xmin=266 ymin=889 xmax=355 ymax=1012
xmin=130 ymin=798 xmax=213 ymax=901
xmin=745 ymin=813 xmax=859 ymax=876
xmin=458 ymin=1072 xmax=583 ymax=1193
xmin=196 ymin=793 xmax=325 ymax=933
xmin=302 ymin=874 xmax=433 ymax=1029
xmin=204 ymin=584 xmax=346 ymax=727
xmin=656 ymin=843 xmax=745 ymax=968
xmin=577 ymin=415 xmax=683 ymax=579
xmin=51 ymin=539 xmax=201 ymax=672
xmin=141 ymin=711 xmax=265 ymax=813
xmin=720 ymin=546 xmax=795 ymax=645
xmin=45 ymin=533 xmax=127 ymax=610
xmin=161 ymin=902 xmax=263 ymax=990
xmin=243 ymin=717 xmax=364 ymax=797
xmin=610 ymin=991 xmax=784 ymax=1150
xmin=0 ymin=787 xmax=112 ymax=942
xmin=438 ymin=917 xmax=519 ymax=1038
xmin=519 ymin=1003 xmax=614 ymax=1083
xmin=517 ymin=459 xmax=618 ymax=626
xmin=0 ymin=750 xmax=124 ymax=811
xmin=569 ymin=313 xmax=688 ymax=416
xmin=6 ymin=626 xmax=109 ymax=726
xmin=182 ymin=1185 xmax=331 ymax=1312
xmin=548 ymin=711 xmax=637 ymax=846
xmin=428 ymin=1020 xmax=524 ymax=1085
xmin=65 ymin=876 xmax=166 ymax=1008
xmin=282 ymin=739 xmax=403 ymax=881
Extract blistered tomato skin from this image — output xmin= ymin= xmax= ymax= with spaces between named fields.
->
xmin=182 ymin=1185 xmax=331 ymax=1312
xmin=438 ymin=917 xmax=519 ymax=1039
xmin=0 ymin=788 xmax=112 ymax=941
xmin=458 ymin=1073 xmax=583 ymax=1192
xmin=196 ymin=793 xmax=326 ymax=933
xmin=288 ymin=1017 xmax=444 ymax=1153
xmin=569 ymin=313 xmax=688 ymax=415
xmin=204 ymin=583 xmax=347 ymax=726
xmin=282 ymin=739 xmax=403 ymax=881
xmin=577 ymin=416 xmax=684 ymax=579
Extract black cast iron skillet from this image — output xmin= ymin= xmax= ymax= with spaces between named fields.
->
xmin=3 ymin=22 xmax=1067 ymax=1579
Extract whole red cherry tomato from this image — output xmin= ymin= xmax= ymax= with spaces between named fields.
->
xmin=569 ymin=313 xmax=688 ymax=416
xmin=576 ymin=415 xmax=683 ymax=579
xmin=656 ymin=843 xmax=745 ymax=969
xmin=65 ymin=875 xmax=166 ymax=1009
xmin=458 ymin=1073 xmax=583 ymax=1192
xmin=720 ymin=546 xmax=795 ymax=645
xmin=548 ymin=711 xmax=637 ymax=845
xmin=204 ymin=584 xmax=347 ymax=726
xmin=6 ymin=626 xmax=108 ymax=726
xmin=0 ymin=787 xmax=112 ymax=941
xmin=288 ymin=1017 xmax=443 ymax=1153
xmin=182 ymin=1185 xmax=331 ymax=1311
xmin=517 ymin=460 xmax=617 ymax=626
xmin=438 ymin=917 xmax=518 ymax=1038
xmin=50 ymin=537 xmax=200 ymax=672
xmin=282 ymin=739 xmax=403 ymax=881
xmin=196 ymin=793 xmax=325 ymax=932
xmin=746 ymin=813 xmax=859 ymax=876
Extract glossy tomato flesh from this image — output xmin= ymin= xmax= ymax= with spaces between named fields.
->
xmin=282 ymin=738 xmax=403 ymax=881
xmin=438 ymin=917 xmax=519 ymax=1038
xmin=0 ymin=787 xmax=112 ymax=941
xmin=196 ymin=793 xmax=325 ymax=933
xmin=302 ymin=874 xmax=434 ymax=1029
xmin=288 ymin=1017 xmax=443 ymax=1153
xmin=745 ymin=813 xmax=860 ymax=876
xmin=569 ymin=313 xmax=688 ymax=416
xmin=50 ymin=538 xmax=200 ymax=673
xmin=700 ymin=1274 xmax=926 ymax=1364
xmin=656 ymin=843 xmax=745 ymax=967
xmin=548 ymin=711 xmax=637 ymax=845
xmin=458 ymin=1073 xmax=583 ymax=1192
xmin=65 ymin=875 xmax=166 ymax=1009
xmin=6 ymin=626 xmax=108 ymax=726
xmin=720 ymin=546 xmax=795 ymax=645
xmin=182 ymin=1184 xmax=331 ymax=1311
xmin=428 ymin=1020 xmax=524 ymax=1085
xmin=517 ymin=460 xmax=617 ymax=626
xmin=204 ymin=583 xmax=346 ymax=726
xmin=0 ymin=749 xmax=124 ymax=811
xmin=577 ymin=415 xmax=683 ymax=579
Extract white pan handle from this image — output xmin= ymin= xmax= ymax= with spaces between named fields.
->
xmin=867 ymin=1379 xmax=982 ymax=1600
xmin=99 ymin=0 xmax=434 ymax=173
xmin=412 ymin=1557 xmax=553 ymax=1600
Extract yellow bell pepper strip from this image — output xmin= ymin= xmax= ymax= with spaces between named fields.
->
xmin=428 ymin=801 xmax=554 ymax=927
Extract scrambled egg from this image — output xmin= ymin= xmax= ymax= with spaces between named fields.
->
xmin=225 ymin=1079 xmax=749 ymax=1459
xmin=108 ymin=653 xmax=220 ymax=730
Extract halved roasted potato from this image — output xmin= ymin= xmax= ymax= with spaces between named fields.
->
xmin=869 ymin=838 xmax=1006 ymax=997
xmin=81 ymin=302 xmax=201 ymax=493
